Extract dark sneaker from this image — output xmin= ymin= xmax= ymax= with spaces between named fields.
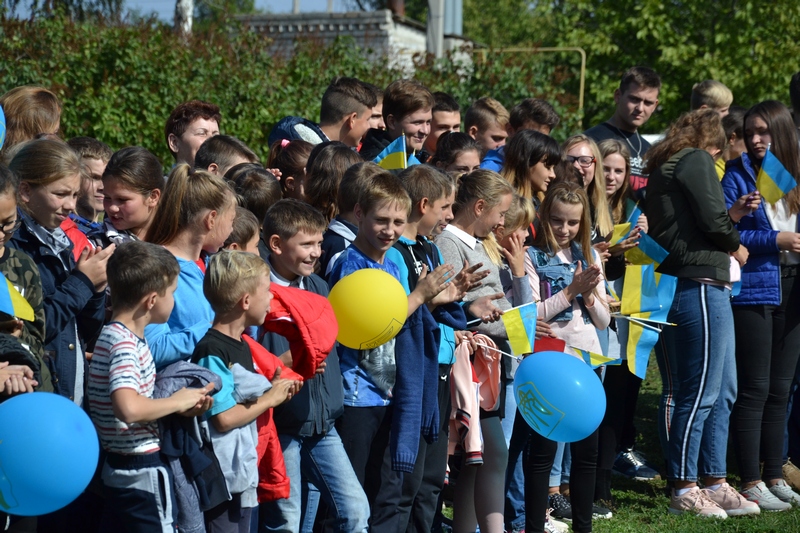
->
xmin=548 ymin=493 xmax=573 ymax=521
xmin=613 ymin=448 xmax=661 ymax=480
xmin=592 ymin=502 xmax=613 ymax=519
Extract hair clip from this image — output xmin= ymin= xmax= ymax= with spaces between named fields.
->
xmin=280 ymin=139 xmax=290 ymax=148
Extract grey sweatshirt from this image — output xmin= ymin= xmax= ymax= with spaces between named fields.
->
xmin=435 ymin=225 xmax=511 ymax=338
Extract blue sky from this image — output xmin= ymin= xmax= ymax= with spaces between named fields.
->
xmin=131 ymin=0 xmax=349 ymax=20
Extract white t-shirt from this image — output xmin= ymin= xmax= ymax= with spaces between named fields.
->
xmin=87 ymin=322 xmax=160 ymax=454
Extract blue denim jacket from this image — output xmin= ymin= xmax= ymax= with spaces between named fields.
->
xmin=527 ymin=242 xmax=591 ymax=324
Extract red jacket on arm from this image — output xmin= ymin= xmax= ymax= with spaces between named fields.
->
xmin=243 ymin=334 xmax=303 ymax=502
xmin=261 ymin=284 xmax=338 ymax=380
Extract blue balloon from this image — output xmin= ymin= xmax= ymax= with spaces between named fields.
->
xmin=0 ymin=105 xmax=5 ymax=151
xmin=0 ymin=392 xmax=99 ymax=516
xmin=514 ymin=351 xmax=606 ymax=442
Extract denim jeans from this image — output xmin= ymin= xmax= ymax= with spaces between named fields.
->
xmin=661 ymin=280 xmax=736 ymax=481
xmin=503 ymin=380 xmax=526 ymax=531
xmin=258 ymin=428 xmax=369 ymax=533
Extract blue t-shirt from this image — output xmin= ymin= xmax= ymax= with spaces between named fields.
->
xmin=328 ymin=244 xmax=402 ymax=407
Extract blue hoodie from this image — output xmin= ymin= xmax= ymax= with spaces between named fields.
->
xmin=145 ymin=257 xmax=213 ymax=369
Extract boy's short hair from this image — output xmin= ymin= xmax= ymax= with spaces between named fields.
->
xmin=204 ymin=250 xmax=271 ymax=315
xmin=382 ymin=79 xmax=434 ymax=122
xmin=107 ymin=241 xmax=180 ymax=311
xmin=338 ymin=162 xmax=390 ymax=215
xmin=357 ymin=172 xmax=412 ymax=217
xmin=164 ymin=100 xmax=222 ymax=156
xmin=66 ymin=136 xmax=113 ymax=163
xmin=319 ymin=77 xmax=378 ymax=127
xmin=619 ymin=66 xmax=662 ymax=94
xmin=509 ymin=98 xmax=560 ymax=132
xmin=262 ymin=198 xmax=327 ymax=243
xmin=432 ymin=92 xmax=460 ymax=113
xmin=225 ymin=206 xmax=260 ymax=248
xmin=398 ymin=165 xmax=450 ymax=207
xmin=690 ymin=80 xmax=733 ymax=110
xmin=464 ymin=97 xmax=510 ymax=130
xmin=226 ymin=163 xmax=282 ymax=224
xmin=194 ymin=135 xmax=258 ymax=172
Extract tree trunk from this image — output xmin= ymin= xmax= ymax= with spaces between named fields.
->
xmin=174 ymin=0 xmax=193 ymax=36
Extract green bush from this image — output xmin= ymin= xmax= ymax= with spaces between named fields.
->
xmin=0 ymin=15 xmax=583 ymax=169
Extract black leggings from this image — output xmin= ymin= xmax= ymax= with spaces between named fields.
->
xmin=731 ymin=272 xmax=800 ymax=483
xmin=597 ymin=364 xmax=643 ymax=470
xmin=524 ymin=429 xmax=598 ymax=533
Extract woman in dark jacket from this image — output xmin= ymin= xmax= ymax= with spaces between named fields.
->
xmin=645 ymin=109 xmax=756 ymax=518
xmin=722 ymin=100 xmax=800 ymax=509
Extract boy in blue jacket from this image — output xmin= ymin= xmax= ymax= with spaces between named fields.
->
xmin=328 ymin=173 xmax=454 ymax=531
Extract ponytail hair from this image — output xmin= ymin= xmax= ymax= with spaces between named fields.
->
xmin=266 ymin=139 xmax=313 ymax=195
xmin=454 ymin=168 xmax=515 ymax=215
xmin=146 ymin=163 xmax=235 ymax=245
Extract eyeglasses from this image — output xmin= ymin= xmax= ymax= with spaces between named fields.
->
xmin=567 ymin=155 xmax=596 ymax=168
xmin=1 ymin=219 xmax=22 ymax=235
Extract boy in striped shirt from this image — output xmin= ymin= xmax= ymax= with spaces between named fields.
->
xmin=88 ymin=241 xmax=215 ymax=532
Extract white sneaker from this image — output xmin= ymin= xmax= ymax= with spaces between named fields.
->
xmin=740 ymin=481 xmax=792 ymax=512
xmin=769 ymin=479 xmax=800 ymax=506
xmin=703 ymin=483 xmax=760 ymax=516
xmin=544 ymin=508 xmax=569 ymax=533
xmin=668 ymin=487 xmax=727 ymax=518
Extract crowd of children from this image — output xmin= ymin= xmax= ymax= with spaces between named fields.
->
xmin=3 ymin=67 xmax=800 ymax=533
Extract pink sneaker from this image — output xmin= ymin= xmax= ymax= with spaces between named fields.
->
xmin=668 ymin=487 xmax=727 ymax=519
xmin=704 ymin=483 xmax=760 ymax=516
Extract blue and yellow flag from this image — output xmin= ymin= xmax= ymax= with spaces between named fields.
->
xmin=757 ymin=149 xmax=796 ymax=204
xmin=621 ymin=264 xmax=660 ymax=315
xmin=0 ymin=273 xmax=34 ymax=321
xmin=625 ymin=232 xmax=669 ymax=267
xmin=373 ymin=135 xmax=407 ymax=170
xmin=626 ymin=198 xmax=642 ymax=224
xmin=502 ymin=302 xmax=537 ymax=356
xmin=626 ymin=273 xmax=678 ymax=379
xmin=610 ymin=223 xmax=632 ymax=246
xmin=574 ymin=347 xmax=622 ymax=369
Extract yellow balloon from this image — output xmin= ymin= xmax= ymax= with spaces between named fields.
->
xmin=329 ymin=269 xmax=408 ymax=350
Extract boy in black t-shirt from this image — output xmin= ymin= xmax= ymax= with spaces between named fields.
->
xmin=585 ymin=66 xmax=661 ymax=194
xmin=192 ymin=250 xmax=301 ymax=531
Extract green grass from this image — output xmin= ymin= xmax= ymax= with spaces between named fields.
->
xmin=596 ymin=360 xmax=800 ymax=532
xmin=444 ymin=359 xmax=800 ymax=532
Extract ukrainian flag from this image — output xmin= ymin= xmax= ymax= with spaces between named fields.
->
xmin=757 ymin=149 xmax=797 ymax=204
xmin=0 ymin=273 xmax=34 ymax=321
xmin=502 ymin=302 xmax=537 ymax=356
xmin=610 ymin=223 xmax=632 ymax=246
xmin=621 ymin=264 xmax=660 ymax=315
xmin=626 ymin=273 xmax=678 ymax=379
xmin=625 ymin=232 xmax=669 ymax=267
xmin=373 ymin=135 xmax=420 ymax=170
xmin=574 ymin=347 xmax=622 ymax=369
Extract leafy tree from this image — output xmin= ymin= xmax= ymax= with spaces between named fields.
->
xmin=464 ymin=0 xmax=800 ymax=132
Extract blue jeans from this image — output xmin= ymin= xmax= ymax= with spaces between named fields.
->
xmin=661 ymin=280 xmax=736 ymax=481
xmin=503 ymin=379 xmax=526 ymax=531
xmin=258 ymin=428 xmax=369 ymax=533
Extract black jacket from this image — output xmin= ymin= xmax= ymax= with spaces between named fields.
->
xmin=359 ymin=128 xmax=394 ymax=161
xmin=645 ymin=148 xmax=740 ymax=281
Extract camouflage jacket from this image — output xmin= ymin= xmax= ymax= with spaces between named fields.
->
xmin=0 ymin=247 xmax=53 ymax=392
